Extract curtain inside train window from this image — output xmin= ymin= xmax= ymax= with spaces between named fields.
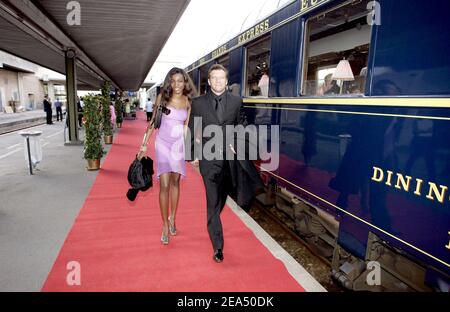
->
xmin=217 ymin=55 xmax=229 ymax=70
xmin=188 ymin=70 xmax=197 ymax=90
xmin=199 ymin=63 xmax=212 ymax=95
xmin=302 ymin=0 xmax=372 ymax=96
xmin=245 ymin=36 xmax=271 ymax=97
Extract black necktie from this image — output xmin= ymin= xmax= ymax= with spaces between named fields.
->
xmin=215 ymin=97 xmax=224 ymax=122
xmin=214 ymin=97 xmax=220 ymax=110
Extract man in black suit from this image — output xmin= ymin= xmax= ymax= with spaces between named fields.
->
xmin=43 ymin=95 xmax=53 ymax=125
xmin=188 ymin=64 xmax=249 ymax=263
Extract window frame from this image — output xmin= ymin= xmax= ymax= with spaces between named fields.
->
xmin=243 ymin=34 xmax=272 ymax=98
xmin=299 ymin=0 xmax=374 ymax=97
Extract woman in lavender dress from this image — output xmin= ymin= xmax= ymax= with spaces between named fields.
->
xmin=138 ymin=68 xmax=197 ymax=245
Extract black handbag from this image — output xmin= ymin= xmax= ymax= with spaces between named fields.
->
xmin=126 ymin=156 xmax=154 ymax=201
xmin=152 ymin=105 xmax=171 ymax=129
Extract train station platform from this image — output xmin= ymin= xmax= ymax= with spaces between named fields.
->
xmin=32 ymin=112 xmax=324 ymax=292
xmin=0 ymin=110 xmax=54 ymax=135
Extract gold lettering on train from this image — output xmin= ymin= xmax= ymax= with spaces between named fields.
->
xmin=300 ymin=0 xmax=330 ymax=13
xmin=301 ymin=0 xmax=308 ymax=12
xmin=212 ymin=44 xmax=227 ymax=59
xmin=371 ymin=167 xmax=450 ymax=204
xmin=426 ymin=182 xmax=448 ymax=204
xmin=238 ymin=19 xmax=270 ymax=44
xmin=385 ymin=170 xmax=394 ymax=186
xmin=372 ymin=166 xmax=384 ymax=182
xmin=395 ymin=173 xmax=411 ymax=192
xmin=414 ymin=178 xmax=423 ymax=196
xmin=446 ymin=232 xmax=450 ymax=250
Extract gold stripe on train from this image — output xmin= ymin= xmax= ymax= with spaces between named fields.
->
xmin=244 ymin=105 xmax=450 ymax=121
xmin=256 ymin=165 xmax=450 ymax=269
xmin=243 ymin=97 xmax=450 ymax=108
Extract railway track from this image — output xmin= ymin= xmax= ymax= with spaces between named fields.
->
xmin=248 ymin=197 xmax=344 ymax=292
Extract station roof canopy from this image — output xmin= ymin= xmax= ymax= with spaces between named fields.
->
xmin=0 ymin=0 xmax=190 ymax=91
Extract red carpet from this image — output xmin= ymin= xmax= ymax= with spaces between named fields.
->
xmin=42 ymin=112 xmax=305 ymax=292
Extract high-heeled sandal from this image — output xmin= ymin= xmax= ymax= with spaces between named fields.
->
xmin=161 ymin=231 xmax=169 ymax=245
xmin=169 ymin=217 xmax=177 ymax=236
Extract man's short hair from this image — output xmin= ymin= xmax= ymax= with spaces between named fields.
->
xmin=208 ymin=64 xmax=228 ymax=79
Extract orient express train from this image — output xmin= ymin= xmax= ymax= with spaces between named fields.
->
xmin=185 ymin=0 xmax=450 ymax=291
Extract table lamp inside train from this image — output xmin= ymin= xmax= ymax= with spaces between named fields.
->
xmin=331 ymin=59 xmax=354 ymax=94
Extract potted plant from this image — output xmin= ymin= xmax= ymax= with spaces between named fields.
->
xmin=101 ymin=82 xmax=113 ymax=144
xmin=115 ymin=94 xmax=124 ymax=128
xmin=83 ymin=94 xmax=104 ymax=170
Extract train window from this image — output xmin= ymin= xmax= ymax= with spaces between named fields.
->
xmin=188 ymin=71 xmax=196 ymax=87
xmin=245 ymin=36 xmax=271 ymax=97
xmin=217 ymin=55 xmax=229 ymax=69
xmin=302 ymin=0 xmax=372 ymax=96
xmin=199 ymin=64 xmax=210 ymax=95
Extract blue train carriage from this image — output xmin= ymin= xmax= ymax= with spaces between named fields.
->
xmin=146 ymin=83 xmax=162 ymax=105
xmin=186 ymin=0 xmax=450 ymax=291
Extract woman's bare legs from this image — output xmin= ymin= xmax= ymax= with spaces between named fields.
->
xmin=159 ymin=173 xmax=171 ymax=242
xmin=169 ymin=172 xmax=181 ymax=234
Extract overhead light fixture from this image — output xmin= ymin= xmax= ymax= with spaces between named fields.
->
xmin=66 ymin=48 xmax=76 ymax=59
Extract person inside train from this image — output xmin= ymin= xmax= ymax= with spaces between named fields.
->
xmin=137 ymin=67 xmax=197 ymax=245
xmin=317 ymin=73 xmax=340 ymax=96
xmin=258 ymin=68 xmax=269 ymax=97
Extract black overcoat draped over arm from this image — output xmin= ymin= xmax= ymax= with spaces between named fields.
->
xmin=227 ymin=98 xmax=263 ymax=210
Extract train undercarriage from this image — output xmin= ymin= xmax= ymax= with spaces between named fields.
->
xmin=255 ymin=182 xmax=447 ymax=292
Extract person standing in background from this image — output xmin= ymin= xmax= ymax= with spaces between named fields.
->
xmin=77 ymin=96 xmax=84 ymax=127
xmin=43 ymin=95 xmax=53 ymax=125
xmin=54 ymin=98 xmax=63 ymax=122
xmin=110 ymin=101 xmax=116 ymax=129
xmin=146 ymin=98 xmax=154 ymax=122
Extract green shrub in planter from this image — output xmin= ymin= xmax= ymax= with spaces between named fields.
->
xmin=115 ymin=97 xmax=123 ymax=124
xmin=83 ymin=95 xmax=104 ymax=160
xmin=101 ymin=82 xmax=113 ymax=136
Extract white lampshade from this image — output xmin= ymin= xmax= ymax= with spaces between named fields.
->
xmin=331 ymin=59 xmax=354 ymax=81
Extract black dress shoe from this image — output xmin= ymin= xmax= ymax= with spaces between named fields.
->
xmin=213 ymin=249 xmax=223 ymax=263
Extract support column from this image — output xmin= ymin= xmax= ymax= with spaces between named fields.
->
xmin=64 ymin=49 xmax=82 ymax=145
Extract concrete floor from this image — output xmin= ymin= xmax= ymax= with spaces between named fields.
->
xmin=0 ymin=121 xmax=112 ymax=291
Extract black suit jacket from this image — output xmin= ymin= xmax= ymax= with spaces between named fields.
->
xmin=188 ymin=91 xmax=245 ymax=177
xmin=43 ymin=99 xmax=52 ymax=113
xmin=187 ymin=91 xmax=263 ymax=207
